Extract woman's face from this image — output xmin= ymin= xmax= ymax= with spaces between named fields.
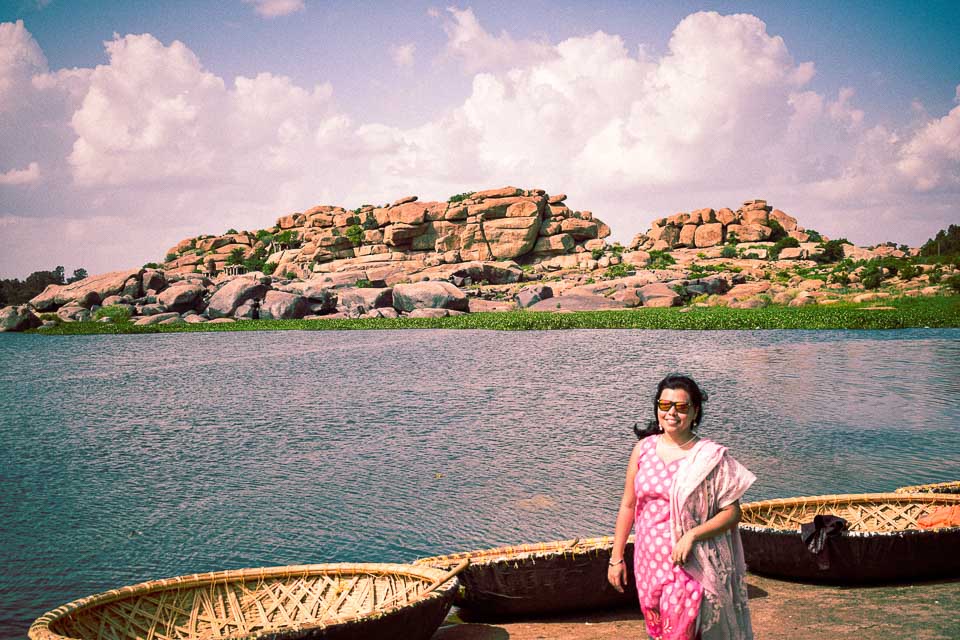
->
xmin=657 ymin=387 xmax=698 ymax=437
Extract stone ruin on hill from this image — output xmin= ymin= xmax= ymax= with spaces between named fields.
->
xmin=628 ymin=199 xmax=814 ymax=252
xmin=162 ymin=186 xmax=611 ymax=279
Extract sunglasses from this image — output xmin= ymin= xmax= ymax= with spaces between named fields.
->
xmin=657 ymin=400 xmax=691 ymax=413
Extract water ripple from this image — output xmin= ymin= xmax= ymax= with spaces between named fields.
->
xmin=0 ymin=328 xmax=958 ymax=638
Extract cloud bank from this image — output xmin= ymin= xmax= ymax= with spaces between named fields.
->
xmin=1 ymin=11 xmax=959 ymax=277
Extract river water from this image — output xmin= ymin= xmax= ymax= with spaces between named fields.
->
xmin=1 ymin=328 xmax=958 ymax=638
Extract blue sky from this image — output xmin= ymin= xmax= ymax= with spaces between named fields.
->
xmin=1 ymin=1 xmax=959 ymax=277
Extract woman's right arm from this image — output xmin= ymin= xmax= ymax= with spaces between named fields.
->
xmin=607 ymin=441 xmax=642 ymax=592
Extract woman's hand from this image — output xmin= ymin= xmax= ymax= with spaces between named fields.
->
xmin=671 ymin=530 xmax=697 ymax=565
xmin=607 ymin=560 xmax=628 ymax=592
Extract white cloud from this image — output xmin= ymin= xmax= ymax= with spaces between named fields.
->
xmin=439 ymin=6 xmax=554 ymax=73
xmin=0 ymin=20 xmax=47 ymax=113
xmin=897 ymin=96 xmax=960 ymax=192
xmin=243 ymin=0 xmax=305 ymax=18
xmin=64 ymin=34 xmax=343 ymax=188
xmin=0 ymin=161 xmax=40 ymax=185
xmin=3 ymin=11 xmax=960 ymax=278
xmin=390 ymin=43 xmax=416 ymax=68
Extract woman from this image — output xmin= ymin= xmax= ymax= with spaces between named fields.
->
xmin=607 ymin=374 xmax=755 ymax=640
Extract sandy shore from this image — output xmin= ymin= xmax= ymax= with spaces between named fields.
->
xmin=432 ymin=574 xmax=960 ymax=639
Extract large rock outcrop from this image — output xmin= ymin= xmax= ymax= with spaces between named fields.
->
xmin=0 ymin=306 xmax=41 ymax=332
xmin=629 ymin=200 xmax=812 ymax=251
xmin=160 ymin=187 xmax=611 ymax=280
xmin=30 ymin=268 xmax=145 ymax=311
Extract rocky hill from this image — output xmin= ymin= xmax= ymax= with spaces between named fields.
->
xmin=628 ymin=199 xmax=812 ymax=251
xmin=161 ymin=186 xmax=611 ymax=281
xmin=1 ymin=186 xmax=953 ymax=332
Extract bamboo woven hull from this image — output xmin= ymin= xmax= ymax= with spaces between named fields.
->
xmin=28 ymin=563 xmax=458 ymax=640
xmin=414 ymin=537 xmax=636 ymax=620
xmin=740 ymin=526 xmax=960 ymax=583
xmin=894 ymin=480 xmax=960 ymax=494
xmin=740 ymin=493 xmax=960 ymax=584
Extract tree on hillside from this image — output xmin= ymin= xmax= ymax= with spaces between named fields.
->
xmin=0 ymin=266 xmax=71 ymax=306
xmin=226 ymin=248 xmax=246 ymax=266
xmin=67 ymin=268 xmax=88 ymax=283
xmin=920 ymin=224 xmax=960 ymax=257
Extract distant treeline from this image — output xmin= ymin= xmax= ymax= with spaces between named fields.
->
xmin=0 ymin=266 xmax=87 ymax=306
xmin=920 ymin=224 xmax=960 ymax=258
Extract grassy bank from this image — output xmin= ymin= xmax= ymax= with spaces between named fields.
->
xmin=27 ymin=295 xmax=960 ymax=335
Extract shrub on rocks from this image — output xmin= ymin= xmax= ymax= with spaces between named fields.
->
xmin=94 ymin=305 xmax=133 ymax=323
xmin=769 ymin=236 xmax=800 ymax=260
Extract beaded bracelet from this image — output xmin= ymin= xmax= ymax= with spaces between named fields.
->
xmin=608 ymin=558 xmax=624 ymax=567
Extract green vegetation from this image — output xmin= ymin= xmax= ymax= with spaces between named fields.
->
xmin=362 ymin=212 xmax=379 ymax=230
xmin=920 ymin=223 xmax=960 ymax=258
xmin=243 ymin=248 xmax=268 ymax=273
xmin=447 ymin=191 xmax=475 ymax=203
xmin=647 ymin=250 xmax=676 ymax=269
xmin=30 ymin=296 xmax=960 ymax=335
xmin=143 ymin=262 xmax=161 ymax=269
xmin=766 ymin=219 xmax=788 ymax=243
xmin=94 ymin=305 xmax=133 ymax=323
xmin=226 ymin=248 xmax=246 ymax=266
xmin=829 ymin=270 xmax=850 ymax=286
xmin=688 ymin=262 xmax=738 ymax=278
xmin=263 ymin=262 xmax=278 ymax=275
xmin=255 ymin=230 xmax=274 ymax=243
xmin=603 ymin=263 xmax=632 ymax=279
xmin=354 ymin=279 xmax=374 ymax=288
xmin=591 ymin=247 xmax=604 ymax=260
xmin=769 ymin=236 xmax=800 ymax=260
xmin=274 ymin=230 xmax=301 ymax=248
xmin=948 ymin=274 xmax=960 ymax=294
xmin=720 ymin=245 xmax=738 ymax=259
xmin=165 ymin=253 xmax=177 ymax=262
xmin=812 ymin=239 xmax=850 ymax=264
xmin=0 ymin=265 xmax=87 ymax=306
xmin=345 ymin=224 xmax=364 ymax=247
xmin=805 ymin=229 xmax=824 ymax=243
xmin=225 ymin=228 xmax=238 ymax=235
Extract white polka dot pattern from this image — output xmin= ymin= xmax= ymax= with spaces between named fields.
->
xmin=632 ymin=437 xmax=703 ymax=639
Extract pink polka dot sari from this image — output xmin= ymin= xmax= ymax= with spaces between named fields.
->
xmin=634 ymin=436 xmax=703 ymax=640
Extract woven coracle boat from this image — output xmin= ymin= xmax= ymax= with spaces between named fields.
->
xmin=413 ymin=536 xmax=636 ymax=620
xmin=739 ymin=493 xmax=960 ymax=583
xmin=894 ymin=480 xmax=960 ymax=494
xmin=28 ymin=561 xmax=465 ymax=640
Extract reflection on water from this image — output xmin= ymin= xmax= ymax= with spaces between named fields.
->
xmin=0 ymin=328 xmax=958 ymax=638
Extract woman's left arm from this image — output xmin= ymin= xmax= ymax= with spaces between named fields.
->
xmin=671 ymin=501 xmax=741 ymax=565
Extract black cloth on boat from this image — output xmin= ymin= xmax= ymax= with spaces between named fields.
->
xmin=800 ymin=515 xmax=848 ymax=570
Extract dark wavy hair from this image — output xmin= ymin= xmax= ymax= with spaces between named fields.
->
xmin=633 ymin=374 xmax=708 ymax=440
